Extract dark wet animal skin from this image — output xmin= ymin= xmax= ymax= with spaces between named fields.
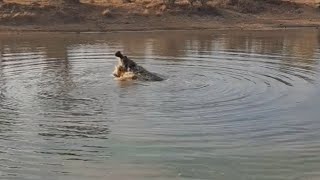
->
xmin=115 ymin=51 xmax=137 ymax=71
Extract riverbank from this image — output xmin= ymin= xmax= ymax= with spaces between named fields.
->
xmin=0 ymin=0 xmax=320 ymax=32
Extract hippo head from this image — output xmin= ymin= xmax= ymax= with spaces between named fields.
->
xmin=115 ymin=51 xmax=137 ymax=72
xmin=113 ymin=51 xmax=163 ymax=81
xmin=113 ymin=51 xmax=137 ymax=80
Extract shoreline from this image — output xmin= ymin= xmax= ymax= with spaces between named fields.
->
xmin=1 ymin=21 xmax=319 ymax=33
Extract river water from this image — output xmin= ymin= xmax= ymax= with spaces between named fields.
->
xmin=0 ymin=29 xmax=320 ymax=180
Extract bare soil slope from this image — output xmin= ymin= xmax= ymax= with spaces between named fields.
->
xmin=0 ymin=0 xmax=320 ymax=31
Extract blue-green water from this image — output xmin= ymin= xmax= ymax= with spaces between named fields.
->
xmin=0 ymin=29 xmax=320 ymax=180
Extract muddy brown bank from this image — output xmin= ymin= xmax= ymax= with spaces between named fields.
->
xmin=0 ymin=0 xmax=320 ymax=32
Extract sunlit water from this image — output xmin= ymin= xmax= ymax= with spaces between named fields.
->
xmin=0 ymin=30 xmax=320 ymax=180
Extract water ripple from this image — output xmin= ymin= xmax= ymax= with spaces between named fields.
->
xmin=0 ymin=30 xmax=320 ymax=180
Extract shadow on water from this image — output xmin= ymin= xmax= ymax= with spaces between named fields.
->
xmin=0 ymin=29 xmax=319 ymax=179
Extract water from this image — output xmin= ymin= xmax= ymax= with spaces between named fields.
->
xmin=0 ymin=29 xmax=320 ymax=180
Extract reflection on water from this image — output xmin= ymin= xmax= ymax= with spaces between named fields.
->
xmin=0 ymin=29 xmax=320 ymax=180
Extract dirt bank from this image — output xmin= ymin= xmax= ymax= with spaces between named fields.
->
xmin=0 ymin=0 xmax=320 ymax=32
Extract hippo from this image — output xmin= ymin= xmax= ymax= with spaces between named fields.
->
xmin=112 ymin=51 xmax=164 ymax=81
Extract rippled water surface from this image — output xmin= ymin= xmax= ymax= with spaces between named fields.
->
xmin=1 ymin=30 xmax=320 ymax=180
